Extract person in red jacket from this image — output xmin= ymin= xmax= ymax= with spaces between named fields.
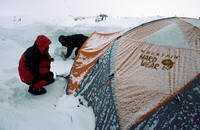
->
xmin=18 ymin=35 xmax=55 ymax=95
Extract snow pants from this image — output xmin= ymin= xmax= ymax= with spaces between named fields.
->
xmin=27 ymin=72 xmax=54 ymax=89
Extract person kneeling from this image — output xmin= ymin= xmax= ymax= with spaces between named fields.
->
xmin=18 ymin=35 xmax=55 ymax=95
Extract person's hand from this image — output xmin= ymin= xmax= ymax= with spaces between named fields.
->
xmin=48 ymin=57 xmax=54 ymax=62
xmin=61 ymin=52 xmax=67 ymax=60
xmin=50 ymin=58 xmax=54 ymax=62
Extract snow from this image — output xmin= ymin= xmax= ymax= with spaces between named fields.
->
xmin=0 ymin=15 xmax=161 ymax=130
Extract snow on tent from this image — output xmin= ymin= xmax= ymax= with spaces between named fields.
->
xmin=66 ymin=17 xmax=200 ymax=129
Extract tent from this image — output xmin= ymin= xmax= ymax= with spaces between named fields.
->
xmin=66 ymin=17 xmax=200 ymax=129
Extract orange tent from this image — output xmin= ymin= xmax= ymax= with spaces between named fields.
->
xmin=67 ymin=17 xmax=200 ymax=129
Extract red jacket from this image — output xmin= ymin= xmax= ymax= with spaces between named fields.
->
xmin=18 ymin=35 xmax=52 ymax=83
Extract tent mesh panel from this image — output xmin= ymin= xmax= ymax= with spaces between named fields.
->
xmin=132 ymin=75 xmax=200 ymax=130
xmin=75 ymin=42 xmax=121 ymax=130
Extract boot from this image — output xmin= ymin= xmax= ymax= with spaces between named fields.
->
xmin=28 ymin=86 xmax=47 ymax=95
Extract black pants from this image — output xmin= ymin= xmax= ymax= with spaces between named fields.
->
xmin=27 ymin=72 xmax=54 ymax=86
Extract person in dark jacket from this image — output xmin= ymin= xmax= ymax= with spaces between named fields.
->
xmin=58 ymin=34 xmax=88 ymax=59
xmin=18 ymin=35 xmax=55 ymax=95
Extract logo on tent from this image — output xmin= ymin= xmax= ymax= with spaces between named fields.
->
xmin=161 ymin=59 xmax=174 ymax=70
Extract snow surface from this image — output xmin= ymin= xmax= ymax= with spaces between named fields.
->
xmin=0 ymin=15 xmax=161 ymax=130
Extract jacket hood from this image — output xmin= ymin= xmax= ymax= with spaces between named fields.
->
xmin=35 ymin=35 xmax=51 ymax=54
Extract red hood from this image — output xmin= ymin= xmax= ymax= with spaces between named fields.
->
xmin=35 ymin=35 xmax=51 ymax=54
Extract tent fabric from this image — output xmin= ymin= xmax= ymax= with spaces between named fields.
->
xmin=68 ymin=31 xmax=123 ymax=94
xmin=173 ymin=18 xmax=200 ymax=49
xmin=124 ymin=17 xmax=200 ymax=49
xmin=73 ymin=42 xmax=121 ymax=129
xmin=115 ymin=40 xmax=200 ymax=129
xmin=131 ymin=75 xmax=200 ymax=129
xmin=66 ymin=17 xmax=200 ymax=129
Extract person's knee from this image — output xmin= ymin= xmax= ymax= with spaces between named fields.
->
xmin=49 ymin=72 xmax=54 ymax=79
xmin=48 ymin=71 xmax=54 ymax=77
xmin=44 ymin=72 xmax=54 ymax=81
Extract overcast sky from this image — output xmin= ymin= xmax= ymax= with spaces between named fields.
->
xmin=0 ymin=0 xmax=199 ymax=18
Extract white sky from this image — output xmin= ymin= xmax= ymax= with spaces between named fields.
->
xmin=0 ymin=0 xmax=199 ymax=18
